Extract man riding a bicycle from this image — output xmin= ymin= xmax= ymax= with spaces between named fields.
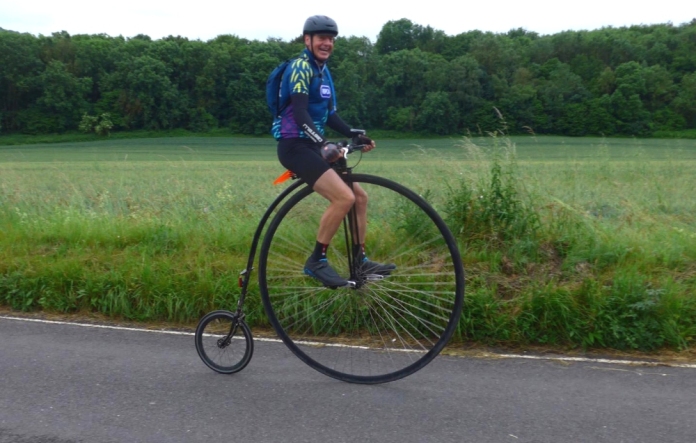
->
xmin=272 ymin=15 xmax=395 ymax=287
xmin=196 ymin=19 xmax=464 ymax=381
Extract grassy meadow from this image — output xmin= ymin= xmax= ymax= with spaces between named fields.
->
xmin=1 ymin=135 xmax=695 ymax=352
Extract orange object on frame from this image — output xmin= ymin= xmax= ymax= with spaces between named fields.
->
xmin=273 ymin=170 xmax=294 ymax=185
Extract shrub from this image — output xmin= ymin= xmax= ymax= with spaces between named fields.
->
xmin=79 ymin=113 xmax=114 ymax=136
xmin=445 ymin=133 xmax=539 ymax=246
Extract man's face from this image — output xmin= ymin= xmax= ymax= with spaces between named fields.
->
xmin=305 ymin=34 xmax=335 ymax=62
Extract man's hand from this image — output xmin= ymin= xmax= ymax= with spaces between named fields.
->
xmin=360 ymin=135 xmax=376 ymax=152
xmin=352 ymin=133 xmax=375 ymax=152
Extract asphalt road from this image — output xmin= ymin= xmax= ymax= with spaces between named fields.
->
xmin=1 ymin=316 xmax=694 ymax=443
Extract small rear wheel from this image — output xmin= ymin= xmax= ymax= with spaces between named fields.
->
xmin=195 ymin=310 xmax=253 ymax=374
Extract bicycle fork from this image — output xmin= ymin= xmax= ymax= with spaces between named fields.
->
xmin=236 ymin=178 xmax=308 ymax=309
xmin=342 ymin=173 xmax=385 ymax=288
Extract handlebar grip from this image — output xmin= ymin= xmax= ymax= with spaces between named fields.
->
xmin=351 ymin=134 xmax=364 ymax=147
xmin=321 ymin=142 xmax=342 ymax=162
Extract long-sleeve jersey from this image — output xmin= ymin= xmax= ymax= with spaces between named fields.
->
xmin=271 ymin=48 xmax=351 ymax=143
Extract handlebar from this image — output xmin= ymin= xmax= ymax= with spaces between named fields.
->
xmin=337 ymin=139 xmax=368 ymax=160
xmin=275 ymin=135 xmax=369 ymax=184
xmin=322 ymin=135 xmax=368 ymax=163
xmin=341 ymin=128 xmax=368 ymax=158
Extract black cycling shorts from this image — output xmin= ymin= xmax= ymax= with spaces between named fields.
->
xmin=277 ymin=138 xmax=330 ymax=188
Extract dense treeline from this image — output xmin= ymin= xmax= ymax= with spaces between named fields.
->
xmin=1 ymin=19 xmax=695 ymax=137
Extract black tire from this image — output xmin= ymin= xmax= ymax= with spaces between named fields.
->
xmin=195 ymin=310 xmax=253 ymax=374
xmin=259 ymin=174 xmax=464 ymax=384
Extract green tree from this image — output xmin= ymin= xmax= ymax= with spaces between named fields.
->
xmin=643 ymin=65 xmax=677 ymax=112
xmin=497 ymin=84 xmax=543 ymax=133
xmin=416 ymin=91 xmax=459 ymax=134
xmin=38 ymin=31 xmax=77 ymax=69
xmin=375 ymin=48 xmax=430 ymax=127
xmin=385 ymin=106 xmax=415 ymax=132
xmin=375 ymin=19 xmax=419 ymax=55
xmin=228 ymin=43 xmax=282 ymax=134
xmin=32 ymin=60 xmax=91 ymax=132
xmin=585 ymin=96 xmax=617 ymax=135
xmin=2 ymin=20 xmax=696 ymax=137
xmin=610 ymin=62 xmax=652 ymax=135
xmin=468 ymin=32 xmax=521 ymax=81
xmin=331 ymin=36 xmax=378 ymax=128
xmin=447 ymin=55 xmax=485 ymax=131
xmin=0 ymin=31 xmax=44 ymax=131
xmin=193 ymin=35 xmax=250 ymax=127
xmin=73 ymin=34 xmax=124 ymax=104
xmin=673 ymin=73 xmax=696 ymax=128
xmin=535 ymin=59 xmax=590 ymax=134
xmin=441 ymin=30 xmax=484 ymax=61
xmin=107 ymin=55 xmax=185 ymax=129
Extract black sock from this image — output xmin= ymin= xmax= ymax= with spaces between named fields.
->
xmin=312 ymin=241 xmax=328 ymax=261
xmin=352 ymin=243 xmax=366 ymax=261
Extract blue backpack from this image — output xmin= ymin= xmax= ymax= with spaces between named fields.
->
xmin=266 ymin=58 xmax=337 ymax=118
xmin=266 ymin=58 xmax=293 ymax=118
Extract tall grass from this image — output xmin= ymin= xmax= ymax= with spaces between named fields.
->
xmin=440 ymin=132 xmax=696 ymax=351
xmin=1 ymin=136 xmax=695 ymax=351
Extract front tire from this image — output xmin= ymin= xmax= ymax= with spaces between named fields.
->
xmin=258 ymin=174 xmax=464 ymax=384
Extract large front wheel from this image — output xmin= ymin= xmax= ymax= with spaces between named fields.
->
xmin=258 ymin=174 xmax=464 ymax=384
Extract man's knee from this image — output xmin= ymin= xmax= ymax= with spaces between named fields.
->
xmin=353 ymin=185 xmax=368 ymax=207
xmin=354 ymin=191 xmax=367 ymax=208
xmin=337 ymin=189 xmax=356 ymax=209
xmin=314 ymin=171 xmax=355 ymax=208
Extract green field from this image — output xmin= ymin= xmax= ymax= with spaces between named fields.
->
xmin=1 ymin=135 xmax=696 ymax=352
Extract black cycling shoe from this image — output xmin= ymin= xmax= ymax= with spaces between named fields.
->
xmin=359 ymin=258 xmax=396 ymax=276
xmin=304 ymin=257 xmax=349 ymax=287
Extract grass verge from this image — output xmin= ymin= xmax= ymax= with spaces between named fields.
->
xmin=1 ymin=134 xmax=695 ymax=353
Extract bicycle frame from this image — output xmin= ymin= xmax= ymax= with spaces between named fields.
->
xmin=195 ymin=141 xmax=465 ymax=383
xmin=235 ymin=177 xmax=306 ymax=317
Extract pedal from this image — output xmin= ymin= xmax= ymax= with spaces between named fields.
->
xmin=327 ymin=281 xmax=356 ymax=289
xmin=364 ymin=274 xmax=385 ymax=281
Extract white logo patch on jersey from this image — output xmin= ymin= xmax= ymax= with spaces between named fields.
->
xmin=320 ymin=85 xmax=331 ymax=98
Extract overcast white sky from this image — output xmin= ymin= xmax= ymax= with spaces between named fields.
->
xmin=1 ymin=1 xmax=692 ymax=42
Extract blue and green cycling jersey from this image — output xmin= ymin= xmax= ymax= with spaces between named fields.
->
xmin=271 ymin=48 xmax=337 ymax=141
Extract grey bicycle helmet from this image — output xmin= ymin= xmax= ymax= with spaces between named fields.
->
xmin=303 ymin=15 xmax=339 ymax=36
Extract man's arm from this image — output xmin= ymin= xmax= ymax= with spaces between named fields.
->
xmin=328 ymin=113 xmax=375 ymax=149
xmin=291 ymin=92 xmax=372 ymax=146
xmin=326 ymin=112 xmax=353 ymax=138
xmin=290 ymin=93 xmax=326 ymax=144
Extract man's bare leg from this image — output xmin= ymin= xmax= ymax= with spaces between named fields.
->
xmin=312 ymin=169 xmax=355 ymax=244
xmin=311 ymin=171 xmax=394 ymax=276
xmin=301 ymin=169 xmax=356 ymax=286
xmin=352 ymin=183 xmax=368 ymax=245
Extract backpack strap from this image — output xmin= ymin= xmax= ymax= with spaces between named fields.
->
xmin=324 ymin=66 xmax=338 ymax=114
xmin=275 ymin=58 xmax=294 ymax=117
xmin=277 ymin=56 xmax=332 ymax=117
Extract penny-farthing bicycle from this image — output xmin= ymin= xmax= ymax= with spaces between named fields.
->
xmin=195 ymin=135 xmax=465 ymax=384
